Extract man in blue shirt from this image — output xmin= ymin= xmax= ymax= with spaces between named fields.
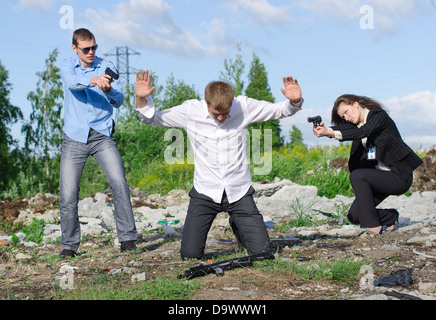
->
xmin=59 ymin=28 xmax=137 ymax=258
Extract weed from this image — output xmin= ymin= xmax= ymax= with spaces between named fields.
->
xmin=19 ymin=218 xmax=46 ymax=244
xmin=53 ymin=271 xmax=201 ymax=300
xmin=257 ymin=256 xmax=365 ymax=286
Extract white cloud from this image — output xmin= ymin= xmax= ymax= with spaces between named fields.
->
xmin=77 ymin=0 xmax=230 ymax=58
xmin=382 ymin=91 xmax=436 ymax=148
xmin=296 ymin=0 xmax=423 ymax=38
xmin=115 ymin=0 xmax=172 ymax=22
xmin=222 ymin=0 xmax=291 ymax=25
xmin=16 ymin=0 xmax=66 ymax=13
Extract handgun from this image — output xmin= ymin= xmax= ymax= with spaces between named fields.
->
xmin=105 ymin=67 xmax=119 ymax=81
xmin=307 ymin=115 xmax=322 ymax=127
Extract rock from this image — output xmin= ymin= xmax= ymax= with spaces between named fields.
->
xmin=161 ymin=225 xmax=181 ymax=237
xmin=2 ymin=176 xmax=433 ymax=251
xmin=131 ymin=272 xmax=146 ymax=282
xmin=108 ymin=267 xmax=135 ymax=275
xmin=321 ymin=224 xmax=362 ymax=237
xmin=43 ymin=224 xmax=61 ymax=243
xmin=252 ymin=178 xmax=293 ymax=197
xmin=16 ymin=253 xmax=32 ymax=260
xmin=406 ymin=234 xmax=436 ymax=245
xmin=131 ymin=187 xmax=148 ymax=199
xmin=22 ymin=241 xmax=39 ymax=247
xmin=27 ymin=193 xmax=58 ymax=213
xmin=419 ymin=282 xmax=436 ymax=294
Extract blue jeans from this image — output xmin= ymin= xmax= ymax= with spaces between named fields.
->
xmin=59 ymin=130 xmax=137 ymax=251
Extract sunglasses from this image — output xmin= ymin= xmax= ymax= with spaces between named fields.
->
xmin=76 ymin=44 xmax=98 ymax=54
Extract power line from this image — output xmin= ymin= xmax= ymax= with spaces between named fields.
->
xmin=104 ymin=46 xmax=140 ymax=87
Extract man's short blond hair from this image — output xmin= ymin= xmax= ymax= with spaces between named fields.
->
xmin=204 ymin=81 xmax=234 ymax=111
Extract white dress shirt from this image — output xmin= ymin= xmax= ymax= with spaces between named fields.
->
xmin=136 ymin=95 xmax=303 ymax=203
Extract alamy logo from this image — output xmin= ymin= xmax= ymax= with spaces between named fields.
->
xmin=59 ymin=5 xmax=74 ymax=30
xmin=163 ymin=128 xmax=272 ymax=176
xmin=360 ymin=5 xmax=374 ymax=30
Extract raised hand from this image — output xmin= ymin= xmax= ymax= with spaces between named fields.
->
xmin=280 ymin=76 xmax=302 ymax=103
xmin=135 ymin=70 xmax=155 ymax=108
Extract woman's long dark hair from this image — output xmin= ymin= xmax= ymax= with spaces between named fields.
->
xmin=331 ymin=94 xmax=385 ymax=126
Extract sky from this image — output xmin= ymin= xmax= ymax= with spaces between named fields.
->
xmin=1 ymin=0 xmax=436 ymax=150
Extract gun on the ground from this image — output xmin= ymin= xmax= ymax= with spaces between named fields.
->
xmin=307 ymin=115 xmax=322 ymax=127
xmin=177 ymin=251 xmax=275 ymax=280
xmin=105 ymin=67 xmax=119 ymax=80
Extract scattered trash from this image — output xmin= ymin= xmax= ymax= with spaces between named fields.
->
xmin=264 ymin=221 xmax=276 ymax=229
xmin=374 ymin=268 xmax=413 ymax=287
xmin=158 ymin=220 xmax=180 ymax=225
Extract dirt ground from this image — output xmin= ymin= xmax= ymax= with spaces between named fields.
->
xmin=1 ymin=196 xmax=435 ymax=301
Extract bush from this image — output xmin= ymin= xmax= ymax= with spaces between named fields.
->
xmin=138 ymin=161 xmax=194 ymax=195
xmin=19 ymin=218 xmax=46 ymax=244
xmin=251 ymin=143 xmax=352 ymax=198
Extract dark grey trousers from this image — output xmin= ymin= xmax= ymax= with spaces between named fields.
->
xmin=59 ymin=130 xmax=137 ymax=251
xmin=180 ymin=186 xmax=270 ymax=260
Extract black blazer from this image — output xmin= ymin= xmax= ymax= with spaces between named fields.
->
xmin=331 ymin=106 xmax=423 ymax=182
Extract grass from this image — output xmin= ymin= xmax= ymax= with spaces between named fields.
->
xmin=49 ymin=253 xmax=365 ymax=300
xmin=53 ymin=272 xmax=202 ymax=300
xmin=254 ymin=255 xmax=366 ymax=288
xmin=1 ymin=219 xmax=368 ymax=300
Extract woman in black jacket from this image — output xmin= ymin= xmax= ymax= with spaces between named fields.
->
xmin=313 ymin=94 xmax=423 ymax=234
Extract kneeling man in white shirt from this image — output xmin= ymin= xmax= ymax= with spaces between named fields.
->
xmin=135 ymin=70 xmax=303 ymax=259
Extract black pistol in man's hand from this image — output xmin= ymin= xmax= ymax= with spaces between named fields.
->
xmin=105 ymin=67 xmax=119 ymax=81
xmin=307 ymin=115 xmax=322 ymax=127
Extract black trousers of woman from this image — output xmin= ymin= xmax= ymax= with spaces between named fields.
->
xmin=347 ymin=168 xmax=412 ymax=228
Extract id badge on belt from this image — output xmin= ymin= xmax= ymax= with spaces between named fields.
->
xmin=366 ymin=142 xmax=376 ymax=160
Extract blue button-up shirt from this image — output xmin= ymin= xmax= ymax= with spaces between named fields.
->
xmin=60 ymin=55 xmax=124 ymax=143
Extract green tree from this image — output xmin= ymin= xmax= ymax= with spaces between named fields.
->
xmin=288 ymin=125 xmax=306 ymax=149
xmin=115 ymin=73 xmax=200 ymax=189
xmin=0 ymin=61 xmax=23 ymax=193
xmin=23 ymin=49 xmax=63 ymax=193
xmin=219 ymin=43 xmax=245 ymax=96
xmin=161 ymin=74 xmax=200 ymax=109
xmin=245 ymin=53 xmax=283 ymax=151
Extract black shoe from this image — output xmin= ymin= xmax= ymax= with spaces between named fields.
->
xmin=120 ymin=240 xmax=137 ymax=252
xmin=59 ymin=249 xmax=77 ymax=259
